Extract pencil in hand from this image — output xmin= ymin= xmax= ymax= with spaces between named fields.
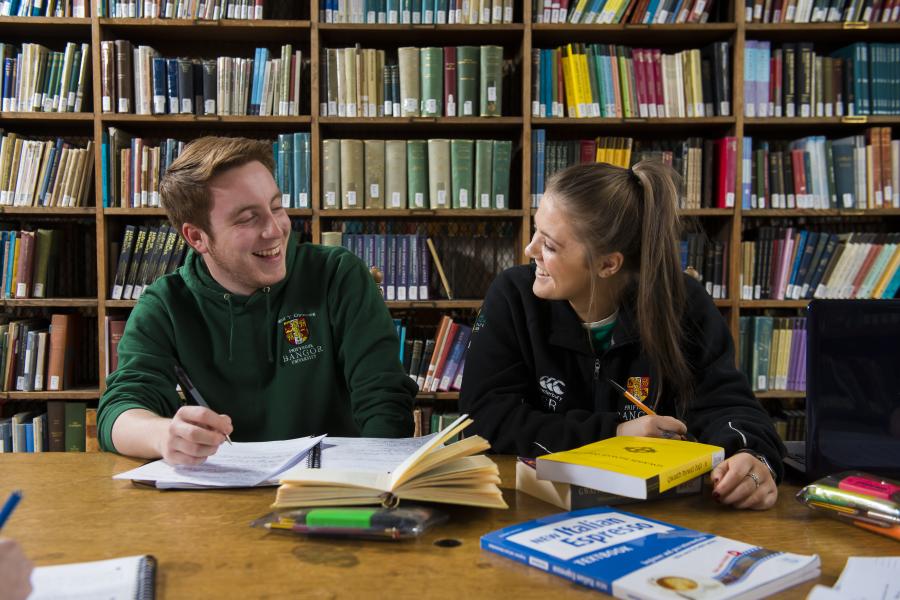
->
xmin=607 ymin=378 xmax=656 ymax=416
xmin=174 ymin=363 xmax=233 ymax=445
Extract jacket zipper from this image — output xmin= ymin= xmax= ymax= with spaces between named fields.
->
xmin=593 ymin=358 xmax=601 ymax=410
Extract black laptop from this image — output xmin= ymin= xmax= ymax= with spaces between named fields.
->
xmin=784 ymin=300 xmax=900 ymax=481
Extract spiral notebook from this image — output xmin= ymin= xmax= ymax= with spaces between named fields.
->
xmin=30 ymin=554 xmax=156 ymax=600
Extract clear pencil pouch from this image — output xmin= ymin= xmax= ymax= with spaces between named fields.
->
xmin=252 ymin=505 xmax=448 ymax=540
xmin=796 ymin=471 xmax=900 ymax=539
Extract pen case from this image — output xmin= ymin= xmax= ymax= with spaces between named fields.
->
xmin=797 ymin=471 xmax=900 ymax=539
xmin=251 ymin=506 xmax=448 ymax=540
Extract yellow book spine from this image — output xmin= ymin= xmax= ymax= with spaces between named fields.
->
xmin=560 ymin=46 xmax=579 ymax=118
xmin=577 ymin=47 xmax=594 ymax=117
xmin=659 ymin=454 xmax=716 ymax=492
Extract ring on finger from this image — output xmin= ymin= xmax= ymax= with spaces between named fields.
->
xmin=746 ymin=471 xmax=761 ymax=489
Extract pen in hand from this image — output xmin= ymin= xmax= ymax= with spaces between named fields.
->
xmin=174 ymin=363 xmax=233 ymax=444
xmin=0 ymin=490 xmax=22 ymax=532
xmin=607 ymin=378 xmax=687 ymax=441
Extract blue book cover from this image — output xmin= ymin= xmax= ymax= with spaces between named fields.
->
xmin=418 ymin=234 xmax=429 ymax=300
xmin=406 ymin=234 xmax=418 ymax=300
xmin=24 ymin=423 xmax=34 ymax=452
xmin=741 ymin=136 xmax=752 ymax=210
xmin=482 ymin=507 xmax=819 ymax=598
xmin=166 ymin=58 xmax=179 ymax=114
xmin=882 ymin=261 xmax=900 ymax=299
xmin=151 ymin=57 xmax=167 ymax=114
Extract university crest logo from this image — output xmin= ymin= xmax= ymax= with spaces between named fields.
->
xmin=283 ymin=317 xmax=309 ymax=346
xmin=627 ymin=376 xmax=650 ymax=402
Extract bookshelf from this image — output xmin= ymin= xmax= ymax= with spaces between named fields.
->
xmin=1 ymin=0 xmax=898 ymax=429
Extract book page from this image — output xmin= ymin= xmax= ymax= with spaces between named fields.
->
xmin=113 ymin=435 xmax=324 ymax=488
xmin=278 ymin=433 xmax=438 ymax=480
xmin=30 ymin=555 xmax=149 ymax=600
xmin=832 ymin=557 xmax=900 ymax=599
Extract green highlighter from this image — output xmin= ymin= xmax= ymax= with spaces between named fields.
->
xmin=253 ymin=506 xmax=448 ymax=540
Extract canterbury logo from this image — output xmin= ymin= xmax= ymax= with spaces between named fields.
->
xmin=539 ymin=376 xmax=565 ymax=396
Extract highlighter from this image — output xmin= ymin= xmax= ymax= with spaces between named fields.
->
xmin=256 ymin=506 xmax=448 ymax=540
xmin=838 ymin=474 xmax=900 ymax=503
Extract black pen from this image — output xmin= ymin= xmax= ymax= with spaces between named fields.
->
xmin=174 ymin=363 xmax=233 ymax=444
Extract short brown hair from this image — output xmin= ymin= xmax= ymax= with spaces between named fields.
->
xmin=160 ymin=136 xmax=275 ymax=234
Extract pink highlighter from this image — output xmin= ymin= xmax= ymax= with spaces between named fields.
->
xmin=838 ymin=474 xmax=900 ymax=503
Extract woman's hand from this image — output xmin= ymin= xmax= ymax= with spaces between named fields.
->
xmin=616 ymin=415 xmax=687 ymax=439
xmin=711 ymin=452 xmax=778 ymax=510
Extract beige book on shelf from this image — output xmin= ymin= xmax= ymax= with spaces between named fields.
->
xmin=356 ymin=46 xmax=367 ymax=117
xmin=0 ymin=134 xmax=16 ymax=204
xmin=363 ymin=139 xmax=385 ymax=209
xmin=397 ymin=47 xmax=420 ymax=117
xmin=366 ymin=48 xmax=378 ymax=118
xmin=72 ymin=147 xmax=90 ymax=207
xmin=6 ymin=138 xmax=24 ymax=205
xmin=339 ymin=139 xmax=364 ymax=209
xmin=335 ymin=48 xmax=346 ymax=116
xmin=321 ymin=139 xmax=341 ymax=209
xmin=427 ymin=139 xmax=451 ymax=209
xmin=60 ymin=147 xmax=80 ymax=207
xmin=384 ymin=140 xmax=407 ymax=210
xmin=326 ymin=48 xmax=339 ymax=116
xmin=275 ymin=414 xmax=507 ymax=510
xmin=149 ymin=145 xmax=159 ymax=207
xmin=48 ymin=147 xmax=70 ymax=208
xmin=31 ymin=141 xmax=54 ymax=207
xmin=343 ymin=47 xmax=358 ymax=117
xmin=321 ymin=232 xmax=343 ymax=247
xmin=375 ymin=50 xmax=385 ymax=116
xmin=426 ymin=237 xmax=453 ymax=299
xmin=690 ymin=49 xmax=704 ymax=117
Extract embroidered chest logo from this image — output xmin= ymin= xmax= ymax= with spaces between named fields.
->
xmin=538 ymin=376 xmax=566 ymax=411
xmin=283 ymin=317 xmax=309 ymax=346
xmin=627 ymin=376 xmax=650 ymax=402
xmin=278 ymin=313 xmax=324 ymax=366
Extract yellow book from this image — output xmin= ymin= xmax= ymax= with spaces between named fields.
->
xmin=560 ymin=45 xmax=579 ymax=117
xmin=536 ymin=436 xmax=724 ymax=499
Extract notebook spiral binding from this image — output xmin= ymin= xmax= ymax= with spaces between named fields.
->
xmin=305 ymin=443 xmax=321 ymax=469
xmin=138 ymin=555 xmax=157 ymax=600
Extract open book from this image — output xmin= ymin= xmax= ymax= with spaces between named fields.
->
xmin=113 ymin=435 xmax=324 ymax=489
xmin=274 ymin=414 xmax=508 ymax=509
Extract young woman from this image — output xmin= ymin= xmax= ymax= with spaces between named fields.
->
xmin=460 ymin=161 xmax=785 ymax=510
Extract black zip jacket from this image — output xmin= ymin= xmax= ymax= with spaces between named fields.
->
xmin=460 ymin=265 xmax=786 ymax=481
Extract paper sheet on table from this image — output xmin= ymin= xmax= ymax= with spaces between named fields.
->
xmin=278 ymin=432 xmax=439 ymax=479
xmin=113 ymin=435 xmax=325 ymax=488
xmin=806 ymin=556 xmax=900 ymax=600
xmin=30 ymin=555 xmax=153 ymax=600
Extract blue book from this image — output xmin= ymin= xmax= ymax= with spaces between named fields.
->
xmin=293 ymin=132 xmax=310 ymax=208
xmin=741 ymin=136 xmax=752 ymax=210
xmin=24 ymin=423 xmax=34 ymax=452
xmin=785 ymin=230 xmax=808 ymax=299
xmin=151 ymin=57 xmax=167 ymax=114
xmin=418 ymin=234 xmax=429 ymax=300
xmin=482 ymin=508 xmax=820 ymax=598
xmin=166 ymin=58 xmax=179 ymax=114
xmin=5 ymin=231 xmax=16 ymax=299
xmin=882 ymin=262 xmax=900 ymax=299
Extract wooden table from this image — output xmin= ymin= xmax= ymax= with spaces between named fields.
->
xmin=0 ymin=454 xmax=896 ymax=599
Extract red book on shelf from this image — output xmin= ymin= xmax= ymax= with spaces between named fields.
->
xmin=443 ymin=46 xmax=457 ymax=117
xmin=579 ymin=139 xmax=596 ymax=164
xmin=790 ymin=149 xmax=807 ymax=208
xmin=429 ymin=321 xmax=460 ymax=392
xmin=13 ymin=231 xmax=35 ymax=299
xmin=651 ymin=48 xmax=664 ymax=118
xmin=633 ymin=48 xmax=649 ymax=118
xmin=850 ymin=239 xmax=883 ymax=298
xmin=715 ymin=136 xmax=737 ymax=208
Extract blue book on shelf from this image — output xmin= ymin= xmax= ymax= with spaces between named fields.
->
xmin=151 ymin=57 xmax=167 ymax=114
xmin=882 ymin=264 xmax=900 ymax=299
xmin=5 ymin=231 xmax=16 ymax=298
xmin=741 ymin=136 xmax=752 ymax=209
xmin=166 ymin=58 xmax=179 ymax=114
xmin=24 ymin=423 xmax=34 ymax=452
xmin=786 ymin=230 xmax=808 ymax=298
xmin=482 ymin=508 xmax=820 ymax=598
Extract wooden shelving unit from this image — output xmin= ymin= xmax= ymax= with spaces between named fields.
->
xmin=3 ymin=1 xmax=897 ymax=410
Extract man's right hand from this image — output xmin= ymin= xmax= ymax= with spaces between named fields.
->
xmin=159 ymin=406 xmax=233 ymax=465
xmin=0 ymin=538 xmax=33 ymax=600
xmin=616 ymin=415 xmax=687 ymax=439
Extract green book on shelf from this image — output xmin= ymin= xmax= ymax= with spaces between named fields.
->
xmin=31 ymin=228 xmax=57 ymax=299
xmin=398 ymin=47 xmax=420 ymax=117
xmin=427 ymin=139 xmax=451 ymax=209
xmin=420 ymin=47 xmax=443 ymax=117
xmin=479 ymin=45 xmax=503 ymax=117
xmin=491 ymin=139 xmax=512 ymax=210
xmin=751 ymin=316 xmax=774 ymax=392
xmin=385 ymin=140 xmax=408 ymax=210
xmin=406 ymin=139 xmax=428 ymax=209
xmin=64 ymin=402 xmax=86 ymax=453
xmin=474 ymin=139 xmax=493 ymax=209
xmin=450 ymin=139 xmax=474 ymax=209
xmin=456 ymin=46 xmax=479 ymax=117
xmin=364 ymin=139 xmax=385 ymax=209
xmin=321 ymin=139 xmax=341 ymax=209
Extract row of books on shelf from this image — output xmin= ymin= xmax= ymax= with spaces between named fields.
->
xmin=740 ymin=228 xmax=900 ymax=300
xmin=0 ymin=402 xmax=95 ymax=453
xmin=0 ymin=314 xmax=86 ymax=393
xmin=110 ymin=224 xmax=187 ymax=300
xmin=399 ymin=315 xmax=471 ymax=392
xmin=532 ymin=0 xmax=721 ymax=23
xmin=413 ymin=409 xmax=461 ymax=439
xmin=1 ymin=227 xmax=95 ymax=298
xmin=743 ymin=129 xmax=899 ymax=210
xmin=0 ymin=42 xmax=91 ymax=114
xmin=0 ymin=0 xmax=86 ymax=16
xmin=322 ymin=138 xmax=512 ymax=210
xmin=530 ymin=130 xmax=737 ymax=209
xmin=681 ymin=234 xmax=728 ymax=299
xmin=98 ymin=0 xmax=265 ymax=18
xmin=0 ymin=133 xmax=93 ymax=208
xmin=320 ymin=0 xmax=515 ymax=23
xmin=321 ymin=45 xmax=508 ymax=118
xmin=531 ymin=42 xmax=731 ymax=119
xmin=100 ymin=41 xmax=306 ymax=116
xmin=744 ymin=42 xmax=900 ymax=119
xmin=746 ymin=0 xmax=900 ymax=23
xmin=739 ymin=315 xmax=806 ymax=393
xmin=772 ymin=409 xmax=806 ymax=442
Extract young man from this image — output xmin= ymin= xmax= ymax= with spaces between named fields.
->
xmin=98 ymin=137 xmax=417 ymax=465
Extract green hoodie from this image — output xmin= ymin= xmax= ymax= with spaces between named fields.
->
xmin=98 ymin=234 xmax=416 ymax=452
